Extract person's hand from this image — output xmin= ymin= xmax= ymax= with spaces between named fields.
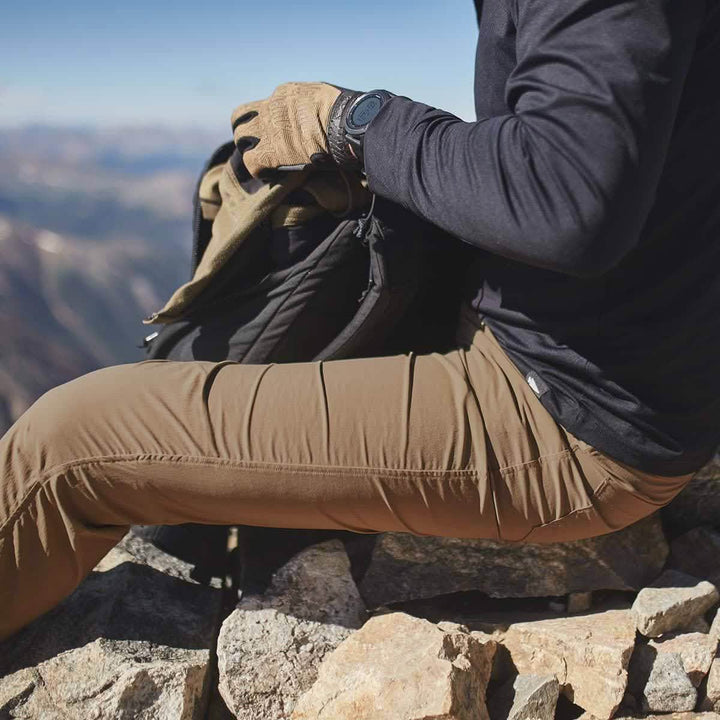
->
xmin=231 ymin=82 xmax=347 ymax=178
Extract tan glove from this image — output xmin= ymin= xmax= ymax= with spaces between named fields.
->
xmin=231 ymin=82 xmax=343 ymax=178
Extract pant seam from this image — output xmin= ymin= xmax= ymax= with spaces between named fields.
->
xmin=514 ymin=502 xmax=595 ymax=543
xmin=1 ymin=447 xmax=578 ymax=542
xmin=0 ymin=453 xmax=471 ymax=540
xmin=493 ymin=448 xmax=576 ymax=476
xmin=513 ymin=479 xmax=609 ymax=542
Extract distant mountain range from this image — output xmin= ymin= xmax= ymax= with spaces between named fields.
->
xmin=0 ymin=125 xmax=227 ymax=434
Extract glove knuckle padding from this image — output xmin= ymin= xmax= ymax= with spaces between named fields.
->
xmin=231 ymin=82 xmax=341 ymax=177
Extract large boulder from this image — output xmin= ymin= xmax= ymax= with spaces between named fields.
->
xmin=648 ymin=631 xmax=718 ymax=687
xmin=216 ymin=540 xmax=367 ymax=720
xmin=632 ymin=570 xmax=719 ymax=638
xmin=699 ymin=657 xmax=720 ymax=711
xmin=0 ymin=532 xmax=221 ymax=719
xmin=663 ymin=454 xmax=720 ymax=532
xmin=500 ymin=609 xmax=637 ymax=720
xmin=0 ymin=640 xmax=207 ymax=720
xmin=616 ymin=714 xmax=720 ymax=720
xmin=359 ymin=516 xmax=668 ymax=607
xmin=292 ymin=612 xmax=497 ymax=720
xmin=487 ymin=674 xmax=560 ymax=720
xmin=627 ymin=647 xmax=697 ymax=714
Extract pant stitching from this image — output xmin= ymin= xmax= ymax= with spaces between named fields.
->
xmin=1 ymin=447 xmax=577 ymax=541
xmin=513 ymin=479 xmax=609 ymax=543
xmin=515 ymin=503 xmax=595 ymax=543
xmin=496 ymin=448 xmax=577 ymax=476
xmin=0 ymin=453 xmax=471 ymax=540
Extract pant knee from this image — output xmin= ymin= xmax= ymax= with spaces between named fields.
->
xmin=2 ymin=365 xmax=147 ymax=486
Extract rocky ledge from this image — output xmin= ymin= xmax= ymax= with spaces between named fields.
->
xmin=0 ymin=457 xmax=718 ymax=720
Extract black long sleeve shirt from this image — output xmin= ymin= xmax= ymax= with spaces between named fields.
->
xmin=364 ymin=0 xmax=720 ymax=476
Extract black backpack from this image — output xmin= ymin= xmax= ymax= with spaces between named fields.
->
xmin=142 ymin=142 xmax=462 ymax=365
xmin=134 ymin=142 xmax=467 ymax=586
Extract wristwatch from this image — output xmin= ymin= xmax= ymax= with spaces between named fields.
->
xmin=328 ymin=89 xmax=395 ymax=170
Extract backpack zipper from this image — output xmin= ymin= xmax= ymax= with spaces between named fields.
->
xmin=354 ymin=193 xmax=377 ymax=243
xmin=139 ymin=331 xmax=159 ymax=349
xmin=355 ymin=194 xmax=378 ymax=302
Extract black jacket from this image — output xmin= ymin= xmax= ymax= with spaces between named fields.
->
xmin=364 ymin=0 xmax=720 ymax=475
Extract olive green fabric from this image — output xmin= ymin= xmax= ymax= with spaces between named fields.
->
xmin=270 ymin=204 xmax=326 ymax=228
xmin=302 ymin=169 xmax=371 ymax=215
xmin=231 ymin=82 xmax=342 ymax=177
xmin=145 ymin=160 xmax=370 ymax=325
xmin=145 ymin=165 xmax=309 ymax=324
xmin=198 ymin=163 xmax=225 ymax=221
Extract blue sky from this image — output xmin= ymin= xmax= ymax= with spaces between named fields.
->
xmin=0 ymin=0 xmax=479 ymax=133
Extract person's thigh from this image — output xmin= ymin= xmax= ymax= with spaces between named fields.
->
xmin=3 ymin=328 xmax=687 ymax=545
xmin=0 ymin=348 xmax=500 ymax=638
xmin=0 ymin=321 xmax=692 ymax=639
xmin=2 ymin=350 xmax=501 ymax=542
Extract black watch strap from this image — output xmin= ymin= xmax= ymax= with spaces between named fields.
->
xmin=327 ymin=90 xmax=363 ymax=168
xmin=327 ymin=89 xmax=394 ymax=169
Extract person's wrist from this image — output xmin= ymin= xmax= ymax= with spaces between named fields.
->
xmin=327 ymin=89 xmax=363 ymax=168
xmin=327 ymin=89 xmax=394 ymax=170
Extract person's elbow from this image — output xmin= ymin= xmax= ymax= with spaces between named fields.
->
xmin=530 ymin=218 xmax=633 ymax=278
xmin=499 ymin=118 xmax=641 ymax=277
xmin=473 ymin=202 xmax=636 ymax=278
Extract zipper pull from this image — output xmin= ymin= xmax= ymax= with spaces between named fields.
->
xmin=354 ymin=193 xmax=377 ymax=241
xmin=138 ymin=331 xmax=159 ymax=349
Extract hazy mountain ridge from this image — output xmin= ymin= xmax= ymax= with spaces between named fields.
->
xmin=0 ymin=126 xmax=221 ymax=434
xmin=0 ymin=125 xmax=226 ymax=234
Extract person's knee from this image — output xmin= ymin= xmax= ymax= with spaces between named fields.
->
xmin=4 ymin=365 xmax=146 ymax=477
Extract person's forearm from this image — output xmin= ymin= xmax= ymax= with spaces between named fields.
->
xmin=365 ymin=99 xmax=623 ymax=277
xmin=364 ymin=0 xmax=705 ymax=277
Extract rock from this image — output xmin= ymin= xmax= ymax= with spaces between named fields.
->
xmin=668 ymin=527 xmax=720 ymax=587
xmin=0 ymin=532 xmax=220 ymax=719
xmin=568 ymin=592 xmax=593 ymax=614
xmin=292 ymin=612 xmax=497 ymax=720
xmin=681 ymin=616 xmax=712 ymax=633
xmin=663 ymin=454 xmax=720 ymax=532
xmin=0 ymin=640 xmax=207 ymax=719
xmin=359 ymin=516 xmax=667 ymax=607
xmin=648 ymin=631 xmax=718 ymax=686
xmin=501 ymin=609 xmax=637 ymax=720
xmin=97 ymin=527 xmax=222 ymax=586
xmin=438 ymin=620 xmax=472 ymax=633
xmin=216 ymin=540 xmax=367 ymax=720
xmin=630 ymin=648 xmax=698 ymax=713
xmin=699 ymin=658 xmax=720 ymax=711
xmin=0 ymin=668 xmax=38 ymax=716
xmin=488 ymin=674 xmax=560 ymax=720
xmin=616 ymin=714 xmax=720 ymax=719
xmin=632 ymin=570 xmax=720 ymax=637
xmin=711 ymin=609 xmax=720 ymax=640
xmin=130 ymin=523 xmax=230 ymax=585
xmin=649 ymin=716 xmax=720 ymax=720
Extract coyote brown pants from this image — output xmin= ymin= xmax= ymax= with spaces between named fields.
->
xmin=0 ymin=305 xmax=692 ymax=640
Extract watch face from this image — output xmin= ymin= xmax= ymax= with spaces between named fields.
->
xmin=348 ymin=95 xmax=384 ymax=130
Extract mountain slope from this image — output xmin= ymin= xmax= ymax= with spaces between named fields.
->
xmin=0 ymin=126 xmax=218 ymax=434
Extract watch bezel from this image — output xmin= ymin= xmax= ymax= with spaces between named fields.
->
xmin=344 ymin=91 xmax=393 ymax=137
